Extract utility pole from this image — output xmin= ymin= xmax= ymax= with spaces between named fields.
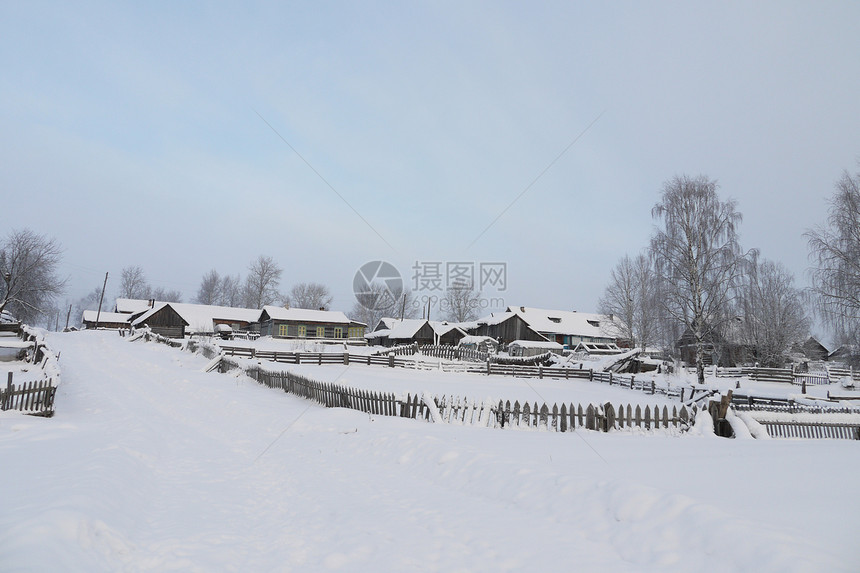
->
xmin=95 ymin=272 xmax=109 ymax=329
xmin=64 ymin=304 xmax=72 ymax=331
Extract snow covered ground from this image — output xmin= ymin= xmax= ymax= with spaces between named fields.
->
xmin=1 ymin=330 xmax=858 ymax=572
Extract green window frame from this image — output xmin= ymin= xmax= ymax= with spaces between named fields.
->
xmin=316 ymin=326 xmax=325 ymax=338
xmin=334 ymin=327 xmax=343 ymax=338
xmin=298 ymin=325 xmax=306 ymax=338
xmin=278 ymin=324 xmax=289 ymax=337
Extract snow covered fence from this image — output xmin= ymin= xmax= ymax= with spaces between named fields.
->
xmin=372 ymin=342 xmax=419 ymax=357
xmin=419 ymin=344 xmax=489 ymax=362
xmin=222 ymin=356 xmax=433 ymax=421
xmin=0 ymin=326 xmax=60 ymax=416
xmin=439 ymin=397 xmax=698 ymax=433
xmin=758 ymin=421 xmax=860 ymax=440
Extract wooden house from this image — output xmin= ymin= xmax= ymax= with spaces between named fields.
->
xmin=506 ymin=307 xmax=618 ymax=348
xmin=797 ymin=336 xmax=829 ymax=362
xmin=258 ymin=306 xmax=365 ymax=343
xmin=130 ymin=303 xmax=189 ymax=339
xmin=81 ymin=310 xmax=131 ymax=330
xmin=369 ymin=319 xmax=467 ymax=347
xmin=462 ymin=312 xmax=546 ymax=346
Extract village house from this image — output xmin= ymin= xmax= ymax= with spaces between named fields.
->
xmin=81 ymin=310 xmax=131 ymax=330
xmin=366 ymin=318 xmax=467 ymax=347
xmin=258 ymin=306 xmax=366 ymax=343
xmin=129 ymin=303 xmax=189 ymax=339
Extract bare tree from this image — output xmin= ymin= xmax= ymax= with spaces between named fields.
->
xmin=738 ymin=257 xmax=810 ymax=367
xmin=650 ymin=175 xmax=749 ymax=383
xmin=119 ymin=266 xmax=151 ymax=300
xmin=0 ymin=229 xmax=67 ymax=324
xmin=287 ymin=282 xmax=333 ymax=310
xmin=219 ymin=274 xmax=243 ymax=307
xmin=350 ymin=282 xmax=419 ymax=332
xmin=805 ymin=167 xmax=860 ymax=349
xmin=243 ymin=256 xmax=282 ymax=308
xmin=442 ymin=281 xmax=481 ymax=323
xmin=150 ymin=287 xmax=183 ymax=303
xmin=195 ymin=269 xmax=222 ymax=305
xmin=72 ymin=286 xmax=105 ymax=327
xmin=599 ymin=252 xmax=657 ymax=350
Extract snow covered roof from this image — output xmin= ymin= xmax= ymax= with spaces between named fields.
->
xmin=115 ymin=298 xmax=156 ymax=314
xmin=507 ymin=307 xmax=617 ymax=339
xmin=472 ymin=311 xmax=516 ymax=328
xmin=261 ymin=306 xmax=354 ymax=326
xmin=458 ymin=335 xmax=497 ymax=346
xmin=131 ymin=303 xmax=190 ymax=327
xmin=508 ymin=339 xmax=564 ymax=350
xmin=168 ymin=303 xmax=261 ymax=333
xmin=387 ymin=319 xmax=429 ymax=340
xmin=368 ymin=318 xmax=465 ymax=340
xmin=81 ymin=311 xmax=130 ymax=324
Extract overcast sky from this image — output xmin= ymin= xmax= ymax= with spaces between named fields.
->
xmin=4 ymin=1 xmax=860 ymax=324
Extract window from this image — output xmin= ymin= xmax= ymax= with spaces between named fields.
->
xmin=348 ymin=327 xmax=364 ymax=338
xmin=316 ymin=326 xmax=325 ymax=338
xmin=298 ymin=325 xmax=306 ymax=337
xmin=278 ymin=324 xmax=289 ymax=337
xmin=334 ymin=327 xmax=343 ymax=338
xmin=548 ymin=317 xmax=561 ymax=323
xmin=587 ymin=320 xmax=600 ymax=328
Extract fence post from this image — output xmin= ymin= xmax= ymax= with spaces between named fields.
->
xmin=3 ymin=372 xmax=12 ymax=411
xmin=389 ymin=353 xmax=394 ymax=368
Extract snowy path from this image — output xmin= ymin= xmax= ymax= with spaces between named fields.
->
xmin=1 ymin=331 xmax=857 ymax=572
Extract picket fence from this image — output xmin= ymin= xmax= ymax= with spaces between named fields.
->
xmin=143 ymin=332 xmax=860 ymax=439
xmin=1 ymin=376 xmax=56 ymax=416
xmin=716 ymin=365 xmax=857 ymax=386
xmin=759 ymin=421 xmax=860 ymax=440
xmin=212 ymin=354 xmax=697 ymax=434
xmin=0 ymin=327 xmax=60 ymax=416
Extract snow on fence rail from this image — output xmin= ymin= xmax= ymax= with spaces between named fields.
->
xmin=0 ymin=326 xmax=60 ymax=416
xmin=716 ymin=365 xmax=851 ymax=386
xmin=759 ymin=421 xmax=860 ymax=440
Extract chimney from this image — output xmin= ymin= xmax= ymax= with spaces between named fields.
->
xmin=520 ymin=306 xmax=525 ymax=313
xmin=319 ymin=306 xmax=326 ymax=311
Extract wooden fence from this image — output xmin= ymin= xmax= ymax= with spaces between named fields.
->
xmin=1 ymin=375 xmax=56 ymax=416
xmin=759 ymin=421 xmax=860 ymax=440
xmin=213 ymin=354 xmax=697 ymax=434
xmin=443 ymin=397 xmax=696 ymax=432
xmin=225 ymin=357 xmax=434 ymax=420
xmin=717 ymin=365 xmax=853 ymax=386
xmin=1 ymin=326 xmax=61 ymax=417
xmin=139 ymin=331 xmax=860 ymax=439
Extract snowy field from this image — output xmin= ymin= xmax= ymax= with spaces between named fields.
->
xmin=1 ymin=330 xmax=858 ymax=572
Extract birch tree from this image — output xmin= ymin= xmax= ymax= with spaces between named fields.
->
xmin=195 ymin=269 xmax=222 ymax=305
xmin=442 ymin=281 xmax=481 ymax=323
xmin=0 ymin=229 xmax=66 ymax=323
xmin=599 ymin=252 xmax=657 ymax=350
xmin=286 ymin=282 xmax=333 ymax=310
xmin=805 ymin=167 xmax=860 ymax=349
xmin=650 ymin=175 xmax=748 ymax=383
xmin=739 ymin=257 xmax=809 ymax=367
xmin=243 ymin=256 xmax=282 ymax=308
xmin=119 ymin=266 xmax=150 ymax=300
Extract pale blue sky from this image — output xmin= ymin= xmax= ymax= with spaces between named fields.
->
xmin=3 ymin=1 xmax=859 ymax=323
